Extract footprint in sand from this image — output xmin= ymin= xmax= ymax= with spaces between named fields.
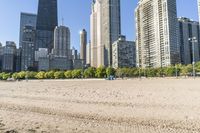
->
xmin=5 ymin=130 xmax=18 ymax=133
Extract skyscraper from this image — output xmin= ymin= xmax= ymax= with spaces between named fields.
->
xmin=178 ymin=17 xmax=200 ymax=65
xmin=198 ymin=0 xmax=200 ymax=23
xmin=90 ymin=0 xmax=121 ymax=67
xmin=86 ymin=41 xmax=91 ymax=65
xmin=19 ymin=12 xmax=37 ymax=48
xmin=36 ymin=0 xmax=58 ymax=53
xmin=21 ymin=25 xmax=36 ymax=71
xmin=80 ymin=29 xmax=87 ymax=61
xmin=53 ymin=26 xmax=71 ymax=58
xmin=2 ymin=41 xmax=17 ymax=72
xmin=135 ymin=0 xmax=180 ymax=68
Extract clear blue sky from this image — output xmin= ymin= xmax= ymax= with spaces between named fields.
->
xmin=0 ymin=0 xmax=199 ymax=51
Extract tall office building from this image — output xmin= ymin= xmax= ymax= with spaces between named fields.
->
xmin=135 ymin=0 xmax=180 ymax=68
xmin=21 ymin=26 xmax=36 ymax=71
xmin=178 ymin=17 xmax=200 ymax=65
xmin=53 ymin=26 xmax=71 ymax=58
xmin=71 ymin=47 xmax=78 ymax=60
xmin=19 ymin=12 xmax=37 ymax=48
xmin=90 ymin=0 xmax=121 ymax=67
xmin=80 ymin=29 xmax=87 ymax=61
xmin=2 ymin=41 xmax=17 ymax=72
xmin=36 ymin=0 xmax=58 ymax=53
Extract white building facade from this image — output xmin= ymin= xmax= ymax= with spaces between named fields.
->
xmin=135 ymin=0 xmax=180 ymax=68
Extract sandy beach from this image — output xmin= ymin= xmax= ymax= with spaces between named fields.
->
xmin=0 ymin=78 xmax=200 ymax=133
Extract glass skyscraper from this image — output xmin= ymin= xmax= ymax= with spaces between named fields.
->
xmin=36 ymin=0 xmax=58 ymax=53
xmin=19 ymin=12 xmax=37 ymax=48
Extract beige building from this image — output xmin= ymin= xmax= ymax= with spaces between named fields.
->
xmin=90 ymin=0 xmax=121 ymax=67
xmin=135 ymin=0 xmax=180 ymax=68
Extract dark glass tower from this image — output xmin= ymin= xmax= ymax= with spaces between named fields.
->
xmin=36 ymin=0 xmax=58 ymax=52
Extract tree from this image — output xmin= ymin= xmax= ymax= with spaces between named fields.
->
xmin=17 ymin=71 xmax=26 ymax=79
xmin=106 ymin=67 xmax=115 ymax=77
xmin=84 ymin=67 xmax=96 ymax=78
xmin=2 ymin=73 xmax=11 ymax=80
xmin=180 ymin=64 xmax=192 ymax=77
xmin=64 ymin=71 xmax=72 ymax=79
xmin=45 ymin=71 xmax=55 ymax=79
xmin=164 ymin=66 xmax=175 ymax=77
xmin=28 ymin=71 xmax=37 ymax=79
xmin=54 ymin=71 xmax=64 ymax=79
xmin=12 ymin=72 xmax=18 ymax=79
xmin=35 ymin=71 xmax=45 ymax=79
xmin=95 ymin=66 xmax=106 ymax=78
xmin=72 ymin=69 xmax=82 ymax=78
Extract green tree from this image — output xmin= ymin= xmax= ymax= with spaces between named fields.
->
xmin=45 ymin=71 xmax=55 ymax=79
xmin=12 ymin=72 xmax=18 ymax=79
xmin=64 ymin=70 xmax=72 ymax=79
xmin=35 ymin=71 xmax=45 ymax=79
xmin=2 ymin=73 xmax=11 ymax=80
xmin=115 ymin=68 xmax=123 ymax=78
xmin=180 ymin=64 xmax=192 ymax=77
xmin=28 ymin=71 xmax=37 ymax=79
xmin=106 ymin=67 xmax=115 ymax=77
xmin=164 ymin=66 xmax=175 ymax=77
xmin=17 ymin=71 xmax=26 ymax=79
xmin=54 ymin=71 xmax=64 ymax=79
xmin=84 ymin=67 xmax=96 ymax=78
xmin=72 ymin=69 xmax=82 ymax=78
xmin=95 ymin=66 xmax=106 ymax=78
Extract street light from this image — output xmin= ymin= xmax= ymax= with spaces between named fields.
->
xmin=188 ymin=37 xmax=198 ymax=78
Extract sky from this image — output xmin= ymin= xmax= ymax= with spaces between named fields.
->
xmin=0 ymin=0 xmax=199 ymax=51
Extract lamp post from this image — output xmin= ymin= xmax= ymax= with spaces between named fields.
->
xmin=188 ymin=37 xmax=197 ymax=78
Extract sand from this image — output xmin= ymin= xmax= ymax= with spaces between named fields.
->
xmin=0 ymin=78 xmax=200 ymax=133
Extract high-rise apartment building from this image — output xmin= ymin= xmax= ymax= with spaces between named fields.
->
xmin=19 ymin=12 xmax=37 ymax=48
xmin=80 ymin=29 xmax=87 ymax=61
xmin=53 ymin=26 xmax=71 ymax=59
xmin=198 ymin=0 xmax=200 ymax=23
xmin=21 ymin=25 xmax=36 ymax=71
xmin=178 ymin=17 xmax=200 ymax=65
xmin=90 ymin=0 xmax=121 ymax=67
xmin=36 ymin=0 xmax=58 ymax=53
xmin=112 ymin=36 xmax=136 ymax=68
xmin=135 ymin=0 xmax=180 ymax=68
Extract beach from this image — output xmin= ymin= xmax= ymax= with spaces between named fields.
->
xmin=0 ymin=78 xmax=200 ymax=133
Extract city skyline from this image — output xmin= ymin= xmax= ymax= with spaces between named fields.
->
xmin=0 ymin=0 xmax=199 ymax=51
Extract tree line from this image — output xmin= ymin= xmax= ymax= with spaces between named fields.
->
xmin=1 ymin=62 xmax=200 ymax=80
